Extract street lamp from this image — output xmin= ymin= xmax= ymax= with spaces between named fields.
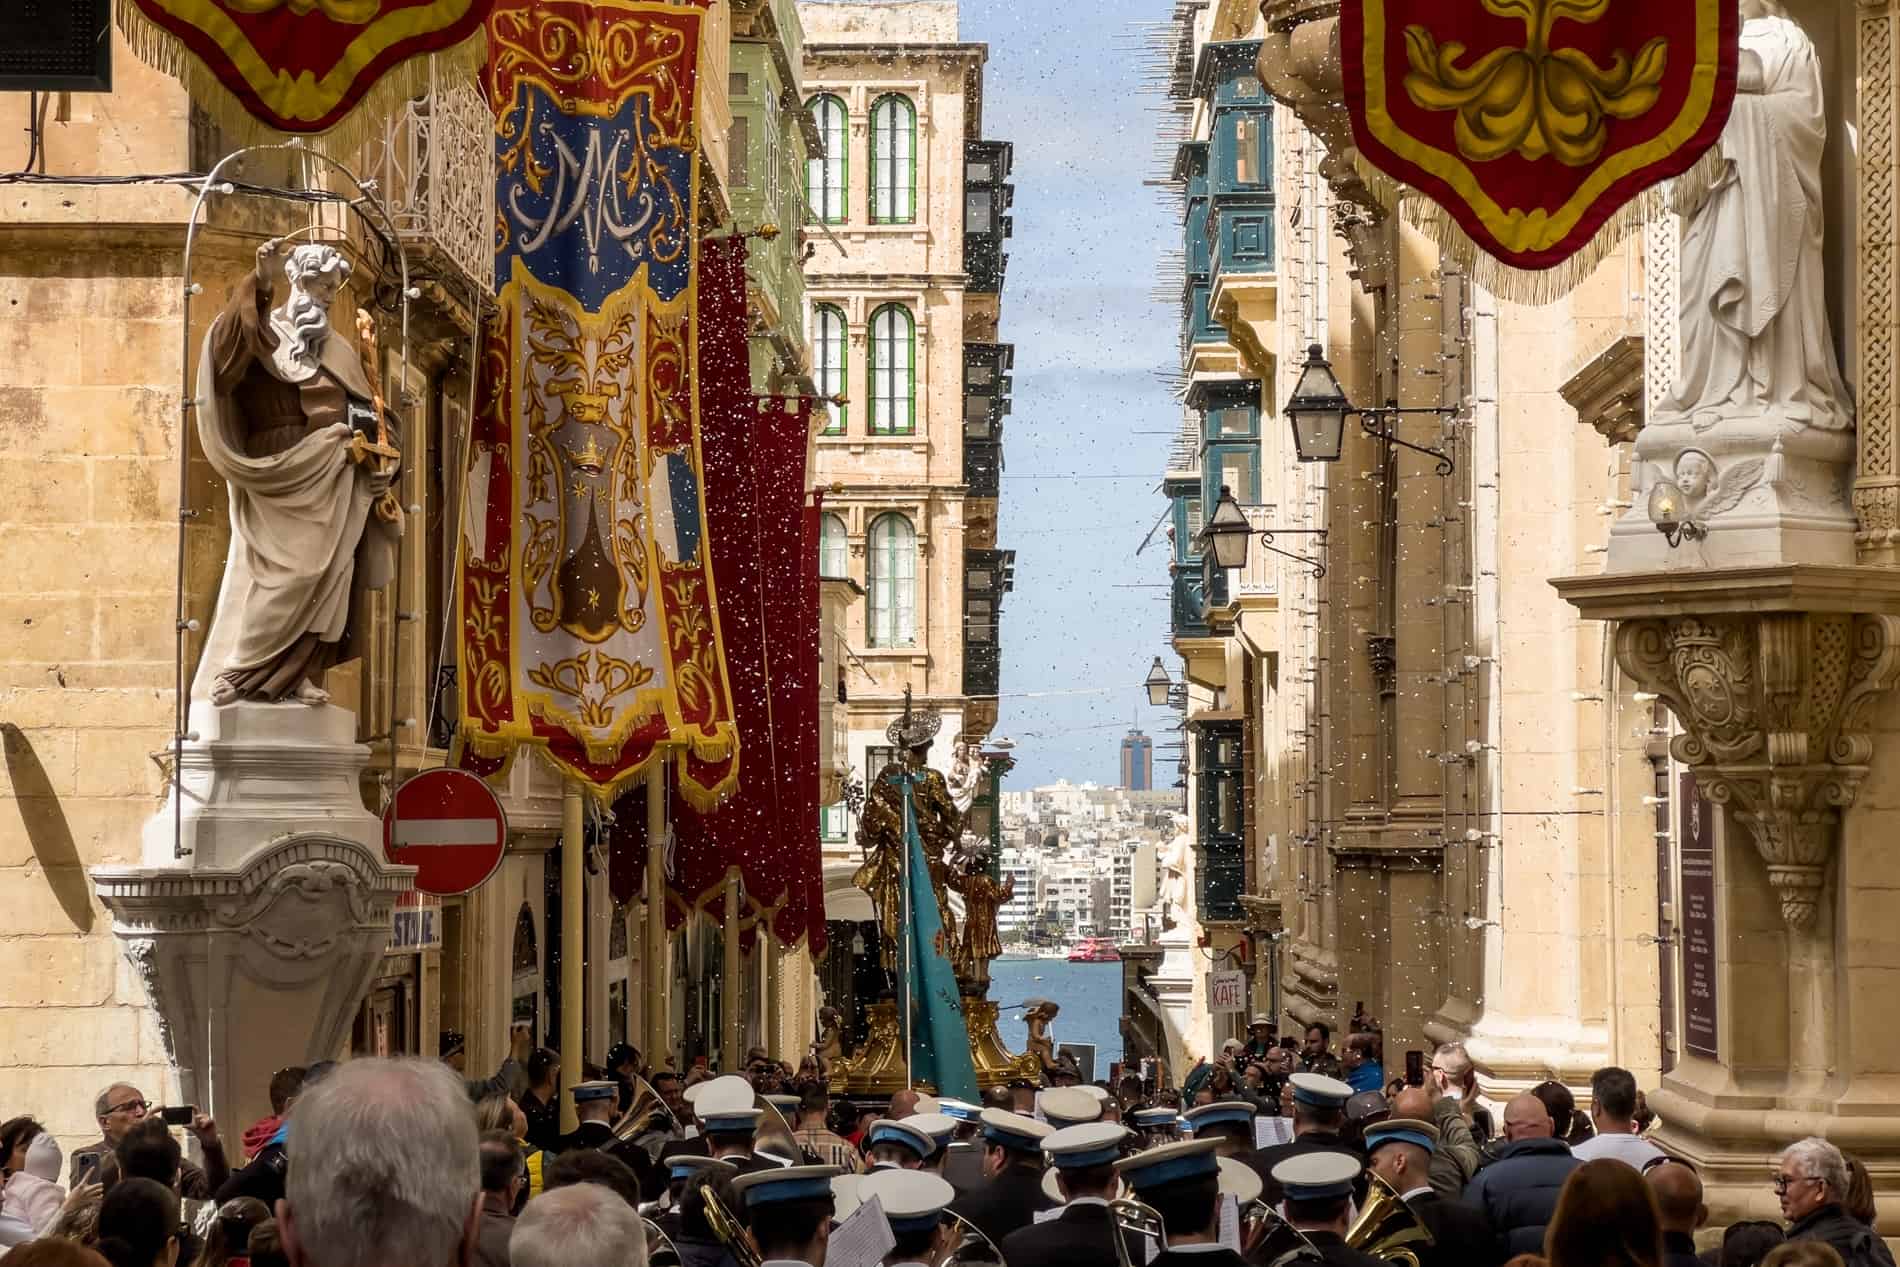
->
xmin=1198 ymin=486 xmax=1330 ymax=579
xmin=1285 ymin=343 xmax=1349 ymax=463
xmin=1646 ymin=480 xmax=1705 ymax=548
xmin=1144 ymin=658 xmax=1173 ymax=707
xmin=1281 ymin=343 xmax=1458 ymax=475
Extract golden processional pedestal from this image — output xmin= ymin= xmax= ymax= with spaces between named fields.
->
xmin=827 ymin=707 xmax=1041 ymax=1096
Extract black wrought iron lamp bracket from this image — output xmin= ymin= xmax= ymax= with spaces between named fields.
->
xmin=1255 ymin=528 xmax=1329 ymax=580
xmin=1357 ymin=404 xmax=1458 ymax=476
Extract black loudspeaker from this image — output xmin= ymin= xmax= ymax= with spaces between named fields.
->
xmin=0 ymin=0 xmax=112 ymax=93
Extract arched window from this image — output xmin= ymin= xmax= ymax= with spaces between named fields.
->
xmin=865 ymin=513 xmax=917 ymax=647
xmin=869 ymin=94 xmax=917 ymax=224
xmin=805 ymin=94 xmax=847 ymax=224
xmin=868 ymin=304 xmax=915 ymax=435
xmin=812 ymin=304 xmax=847 ymax=435
xmin=820 ymin=512 xmax=848 ymax=579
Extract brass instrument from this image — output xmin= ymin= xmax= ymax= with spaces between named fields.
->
xmin=610 ymin=1074 xmax=678 ymax=1146
xmin=698 ymin=1179 xmax=763 ymax=1267
xmin=1110 ymin=1197 xmax=1167 ymax=1267
xmin=943 ymin=1208 xmax=1005 ymax=1266
xmin=1244 ymin=1202 xmax=1323 ymax=1267
xmin=754 ymin=1094 xmax=801 ymax=1165
xmin=643 ymin=1217 xmax=682 ymax=1267
xmin=1344 ymin=1172 xmax=1434 ymax=1267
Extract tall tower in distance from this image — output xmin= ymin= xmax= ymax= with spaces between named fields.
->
xmin=1121 ymin=728 xmax=1153 ymax=791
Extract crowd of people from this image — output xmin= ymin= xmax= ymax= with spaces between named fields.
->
xmin=0 ymin=1028 xmax=1891 ymax=1267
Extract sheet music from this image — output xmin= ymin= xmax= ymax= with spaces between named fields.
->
xmin=1253 ymin=1116 xmax=1294 ymax=1148
xmin=1219 ymin=1195 xmax=1241 ymax=1251
xmin=1033 ymin=1206 xmax=1063 ymax=1224
xmin=824 ymin=1194 xmax=895 ymax=1267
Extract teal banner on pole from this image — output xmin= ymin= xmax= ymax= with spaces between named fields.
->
xmin=899 ymin=773 xmax=979 ymax=1101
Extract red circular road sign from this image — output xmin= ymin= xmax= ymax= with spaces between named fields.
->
xmin=383 ymin=768 xmax=509 ymax=896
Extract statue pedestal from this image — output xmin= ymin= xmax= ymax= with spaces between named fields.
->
xmin=965 ymin=994 xmax=1040 ymax=1089
xmin=829 ymin=994 xmax=1039 ymax=1097
xmin=1608 ymin=415 xmax=1857 ymax=572
xmin=139 ymin=701 xmax=388 ymax=869
xmin=94 ymin=701 xmax=413 ymax=1135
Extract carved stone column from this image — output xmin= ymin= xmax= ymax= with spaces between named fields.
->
xmin=1556 ymin=567 xmax=1900 ymax=929
xmin=1857 ymin=0 xmax=1900 ymax=561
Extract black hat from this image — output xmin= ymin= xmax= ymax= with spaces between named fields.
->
xmin=606 ymin=1042 xmax=639 ymax=1070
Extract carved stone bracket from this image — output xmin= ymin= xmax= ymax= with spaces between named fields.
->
xmin=1561 ymin=334 xmax=1646 ymax=447
xmin=1556 ymin=566 xmax=1900 ymax=929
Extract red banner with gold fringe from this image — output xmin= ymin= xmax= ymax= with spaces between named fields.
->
xmin=605 ymin=235 xmax=825 ymax=953
xmin=118 ymin=0 xmax=491 ymax=141
xmin=1342 ymin=0 xmax=1738 ymax=294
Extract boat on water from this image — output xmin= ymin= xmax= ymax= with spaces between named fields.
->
xmin=995 ymin=945 xmax=1035 ymax=961
xmin=1067 ymin=936 xmax=1120 ymax=963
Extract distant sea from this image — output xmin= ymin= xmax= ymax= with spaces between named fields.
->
xmin=988 ymin=959 xmax=1124 ymax=1081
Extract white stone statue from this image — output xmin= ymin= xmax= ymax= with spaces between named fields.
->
xmin=1659 ymin=1 xmax=1851 ymax=434
xmin=946 ymin=736 xmax=984 ymax=813
xmin=1614 ymin=2 xmax=1856 ymax=569
xmin=193 ymin=241 xmax=402 ymax=707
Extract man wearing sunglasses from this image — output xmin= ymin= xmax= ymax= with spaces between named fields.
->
xmin=70 ymin=1085 xmax=228 ymax=1197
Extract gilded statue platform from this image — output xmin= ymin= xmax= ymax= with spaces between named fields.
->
xmin=828 ymin=994 xmax=1039 ymax=1096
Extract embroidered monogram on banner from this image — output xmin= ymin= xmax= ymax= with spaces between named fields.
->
xmin=457 ymin=0 xmax=738 ymax=804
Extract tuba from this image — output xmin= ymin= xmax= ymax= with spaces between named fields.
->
xmin=943 ymin=1208 xmax=1005 ymax=1266
xmin=1344 ymin=1172 xmax=1435 ymax=1267
xmin=611 ymin=1075 xmax=678 ymax=1146
xmin=1243 ymin=1202 xmax=1323 ymax=1267
xmin=1110 ymin=1198 xmax=1167 ymax=1267
xmin=698 ymin=1179 xmax=764 ymax=1267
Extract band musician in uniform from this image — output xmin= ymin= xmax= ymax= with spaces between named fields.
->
xmin=1361 ymin=1119 xmax=1497 ymax=1267
xmin=1001 ymin=1123 xmax=1129 ymax=1267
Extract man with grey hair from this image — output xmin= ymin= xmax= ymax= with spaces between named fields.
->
xmin=278 ymin=1058 xmax=481 ymax=1267
xmin=511 ymin=1183 xmax=647 ymax=1267
xmin=1779 ymin=1137 xmax=1895 ymax=1267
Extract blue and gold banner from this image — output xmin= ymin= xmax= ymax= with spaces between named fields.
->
xmin=458 ymin=0 xmax=739 ymax=804
xmin=900 ymin=772 xmax=980 ymax=1100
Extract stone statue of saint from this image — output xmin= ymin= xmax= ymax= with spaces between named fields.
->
xmin=853 ymin=703 xmax=962 ymax=971
xmin=193 ymin=241 xmax=402 ymax=707
xmin=1659 ymin=1 xmax=1851 ymax=433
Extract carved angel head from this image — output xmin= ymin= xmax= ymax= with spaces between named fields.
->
xmin=1675 ymin=448 xmax=1716 ymax=503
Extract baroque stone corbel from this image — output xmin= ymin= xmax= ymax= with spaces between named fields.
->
xmin=1558 ymin=566 xmax=1900 ymax=930
xmin=1613 ymin=611 xmax=1900 ymax=928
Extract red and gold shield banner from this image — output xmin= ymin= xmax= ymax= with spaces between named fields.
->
xmin=1343 ymin=0 xmax=1739 ymax=278
xmin=119 ymin=0 xmax=491 ymax=138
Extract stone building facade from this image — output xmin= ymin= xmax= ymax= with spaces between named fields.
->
xmin=1204 ymin=0 xmax=1900 ymax=1226
xmin=0 ymin=2 xmax=833 ymax=1146
xmin=796 ymin=0 xmax=1018 ymax=1053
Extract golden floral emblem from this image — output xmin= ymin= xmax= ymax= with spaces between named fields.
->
xmin=1403 ymin=0 xmax=1668 ymax=166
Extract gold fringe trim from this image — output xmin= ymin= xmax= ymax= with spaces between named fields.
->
xmin=115 ymin=0 xmax=487 ymax=160
xmin=1350 ymin=147 xmax=1725 ymax=307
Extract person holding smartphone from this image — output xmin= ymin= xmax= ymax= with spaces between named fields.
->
xmin=71 ymin=1087 xmax=227 ymax=1198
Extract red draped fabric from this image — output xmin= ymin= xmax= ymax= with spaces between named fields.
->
xmin=607 ymin=235 xmax=825 ymax=953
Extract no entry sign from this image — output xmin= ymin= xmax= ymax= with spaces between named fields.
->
xmin=383 ymin=768 xmax=509 ymax=896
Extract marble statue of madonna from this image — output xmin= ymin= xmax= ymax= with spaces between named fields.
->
xmin=1659 ymin=1 xmax=1852 ymax=433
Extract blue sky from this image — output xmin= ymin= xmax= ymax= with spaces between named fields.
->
xmin=957 ymin=0 xmax=1185 ymax=787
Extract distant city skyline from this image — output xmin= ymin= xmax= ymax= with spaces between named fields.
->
xmin=954 ymin=0 xmax=1183 ymax=786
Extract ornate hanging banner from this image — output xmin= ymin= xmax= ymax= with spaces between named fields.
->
xmin=608 ymin=235 xmax=826 ymax=951
xmin=1342 ymin=0 xmax=1739 ymax=298
xmin=457 ymin=0 xmax=738 ymax=804
xmin=117 ymin=0 xmax=491 ymax=142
